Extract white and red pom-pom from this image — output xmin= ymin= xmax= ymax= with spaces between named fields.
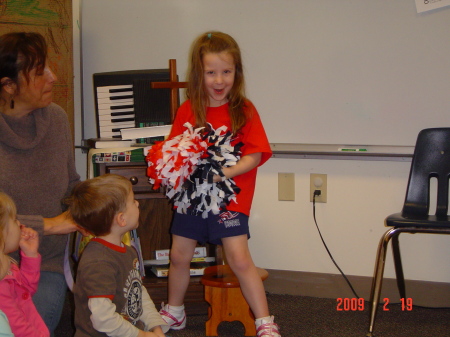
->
xmin=145 ymin=123 xmax=242 ymax=218
xmin=144 ymin=122 xmax=207 ymax=190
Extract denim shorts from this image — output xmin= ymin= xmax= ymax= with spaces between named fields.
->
xmin=171 ymin=211 xmax=250 ymax=245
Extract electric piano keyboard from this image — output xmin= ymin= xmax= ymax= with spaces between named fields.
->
xmin=93 ymin=69 xmax=172 ymax=138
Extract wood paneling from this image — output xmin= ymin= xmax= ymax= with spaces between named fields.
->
xmin=0 ymin=0 xmax=74 ymax=135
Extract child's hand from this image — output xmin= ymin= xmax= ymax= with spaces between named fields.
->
xmin=213 ymin=167 xmax=230 ymax=183
xmin=137 ymin=331 xmax=163 ymax=337
xmin=151 ymin=327 xmax=166 ymax=337
xmin=137 ymin=329 xmax=166 ymax=337
xmin=19 ymin=226 xmax=39 ymax=258
xmin=213 ymin=153 xmax=261 ymax=182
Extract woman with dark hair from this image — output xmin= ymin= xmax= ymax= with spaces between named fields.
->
xmin=0 ymin=32 xmax=81 ymax=335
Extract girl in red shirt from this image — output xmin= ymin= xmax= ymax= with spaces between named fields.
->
xmin=159 ymin=31 xmax=280 ymax=337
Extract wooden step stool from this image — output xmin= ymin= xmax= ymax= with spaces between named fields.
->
xmin=201 ymin=264 xmax=269 ymax=336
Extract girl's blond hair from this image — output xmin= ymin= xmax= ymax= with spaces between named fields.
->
xmin=0 ymin=192 xmax=17 ymax=279
xmin=187 ymin=31 xmax=247 ymax=135
xmin=0 ymin=192 xmax=17 ymax=249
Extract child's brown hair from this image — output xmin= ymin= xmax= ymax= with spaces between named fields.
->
xmin=67 ymin=174 xmax=132 ymax=237
xmin=187 ymin=31 xmax=247 ymax=135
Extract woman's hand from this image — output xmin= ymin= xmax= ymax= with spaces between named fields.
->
xmin=43 ymin=211 xmax=90 ymax=236
xmin=19 ymin=226 xmax=39 ymax=257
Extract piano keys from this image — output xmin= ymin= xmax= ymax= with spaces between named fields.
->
xmin=93 ymin=69 xmax=173 ymax=138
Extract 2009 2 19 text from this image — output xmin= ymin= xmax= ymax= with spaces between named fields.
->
xmin=336 ymin=298 xmax=413 ymax=311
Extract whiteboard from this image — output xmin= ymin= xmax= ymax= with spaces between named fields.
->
xmin=81 ymin=0 xmax=450 ymax=146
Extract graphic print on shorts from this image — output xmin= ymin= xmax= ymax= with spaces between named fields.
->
xmin=218 ymin=211 xmax=241 ymax=228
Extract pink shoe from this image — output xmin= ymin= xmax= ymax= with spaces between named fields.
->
xmin=256 ymin=316 xmax=281 ymax=337
xmin=159 ymin=303 xmax=186 ymax=330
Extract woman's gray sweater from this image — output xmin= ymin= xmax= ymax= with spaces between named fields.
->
xmin=0 ymin=103 xmax=80 ymax=274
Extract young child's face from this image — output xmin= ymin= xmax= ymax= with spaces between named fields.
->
xmin=123 ymin=190 xmax=140 ymax=230
xmin=2 ymin=216 xmax=21 ymax=254
xmin=203 ymin=51 xmax=235 ymax=107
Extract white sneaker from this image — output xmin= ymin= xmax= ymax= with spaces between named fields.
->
xmin=159 ymin=303 xmax=186 ymax=330
xmin=256 ymin=316 xmax=281 ymax=337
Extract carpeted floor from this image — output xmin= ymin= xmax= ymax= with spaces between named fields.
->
xmin=55 ymin=292 xmax=450 ymax=336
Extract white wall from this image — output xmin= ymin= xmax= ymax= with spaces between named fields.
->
xmin=80 ymin=0 xmax=450 ymax=146
xmin=77 ymin=0 xmax=450 ymax=283
xmin=72 ymin=0 xmax=86 ymax=178
xmin=251 ymin=158 xmax=450 ymax=283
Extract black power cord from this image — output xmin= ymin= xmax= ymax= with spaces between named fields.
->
xmin=312 ymin=190 xmax=360 ymax=299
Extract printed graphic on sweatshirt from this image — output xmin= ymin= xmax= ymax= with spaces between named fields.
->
xmin=123 ymin=262 xmax=143 ymax=324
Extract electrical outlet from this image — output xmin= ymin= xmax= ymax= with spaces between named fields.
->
xmin=310 ymin=174 xmax=327 ymax=203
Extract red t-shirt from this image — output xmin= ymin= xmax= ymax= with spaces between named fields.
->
xmin=169 ymin=100 xmax=272 ymax=216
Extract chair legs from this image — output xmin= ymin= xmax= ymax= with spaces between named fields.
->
xmin=391 ymin=235 xmax=406 ymax=299
xmin=367 ymin=228 xmax=401 ymax=337
xmin=367 ymin=226 xmax=450 ymax=336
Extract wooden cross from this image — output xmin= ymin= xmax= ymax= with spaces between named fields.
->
xmin=153 ymin=60 xmax=229 ymax=272
xmin=151 ymin=59 xmax=187 ymax=122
